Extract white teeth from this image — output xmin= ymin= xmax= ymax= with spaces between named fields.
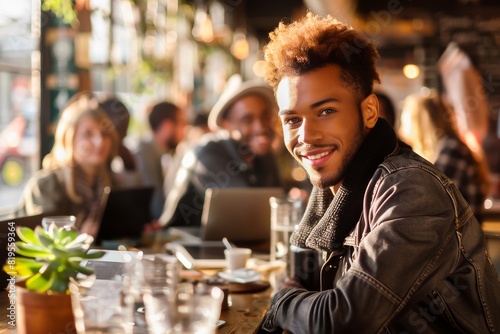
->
xmin=307 ymin=151 xmax=331 ymax=160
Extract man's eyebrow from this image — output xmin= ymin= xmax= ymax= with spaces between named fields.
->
xmin=311 ymin=97 xmax=340 ymax=109
xmin=278 ymin=97 xmax=340 ymax=116
xmin=278 ymin=109 xmax=293 ymax=116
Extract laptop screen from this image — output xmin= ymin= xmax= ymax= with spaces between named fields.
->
xmin=95 ymin=186 xmax=154 ymax=245
xmin=200 ymin=187 xmax=284 ymax=243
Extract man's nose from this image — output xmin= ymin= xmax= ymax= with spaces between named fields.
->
xmin=298 ymin=119 xmax=322 ymax=144
xmin=252 ymin=118 xmax=268 ymax=133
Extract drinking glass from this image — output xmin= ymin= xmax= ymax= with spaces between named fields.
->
xmin=122 ymin=253 xmax=180 ymax=333
xmin=70 ymin=278 xmax=128 ymax=334
xmin=269 ymin=197 xmax=324 ymax=291
xmin=41 ymin=215 xmax=77 ymax=232
xmin=143 ymin=282 xmax=223 ymax=334
xmin=269 ymin=197 xmax=304 ymax=266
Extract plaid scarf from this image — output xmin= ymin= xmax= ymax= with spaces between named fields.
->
xmin=290 ymin=118 xmax=399 ymax=252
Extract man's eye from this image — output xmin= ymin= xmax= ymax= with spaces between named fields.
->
xmin=242 ymin=117 xmax=253 ymax=124
xmin=283 ymin=117 xmax=300 ymax=125
xmin=320 ymin=108 xmax=335 ymax=116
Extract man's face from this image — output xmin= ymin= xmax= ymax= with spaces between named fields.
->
xmin=172 ymin=110 xmax=187 ymax=149
xmin=158 ymin=110 xmax=187 ymax=152
xmin=276 ymin=64 xmax=374 ymax=191
xmin=222 ymin=94 xmax=274 ymax=156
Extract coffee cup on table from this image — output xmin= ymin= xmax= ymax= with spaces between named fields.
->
xmin=224 ymin=248 xmax=252 ymax=271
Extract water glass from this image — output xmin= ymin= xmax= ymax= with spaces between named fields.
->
xmin=122 ymin=253 xmax=180 ymax=333
xmin=269 ymin=197 xmax=304 ymax=265
xmin=70 ymin=278 xmax=128 ymax=334
xmin=143 ymin=282 xmax=223 ymax=334
xmin=42 ymin=215 xmax=77 ymax=232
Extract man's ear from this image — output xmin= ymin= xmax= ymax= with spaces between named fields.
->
xmin=361 ymin=93 xmax=379 ymax=129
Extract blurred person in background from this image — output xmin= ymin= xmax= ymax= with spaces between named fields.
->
xmin=133 ymin=101 xmax=186 ymax=220
xmin=17 ymin=93 xmax=119 ymax=237
xmin=163 ymin=111 xmax=211 ymax=197
xmin=98 ymin=95 xmax=142 ymax=186
xmin=374 ymin=91 xmax=396 ymax=128
xmin=160 ymin=77 xmax=282 ymax=227
xmin=482 ymin=117 xmax=500 ymax=198
xmin=398 ymin=90 xmax=488 ymax=221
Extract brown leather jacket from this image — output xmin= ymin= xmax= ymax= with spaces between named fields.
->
xmin=262 ymin=149 xmax=500 ymax=333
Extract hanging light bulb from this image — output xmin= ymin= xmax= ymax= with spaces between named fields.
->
xmin=403 ymin=64 xmax=420 ymax=79
xmin=192 ymin=6 xmax=214 ymax=43
xmin=230 ymin=30 xmax=249 ymax=60
xmin=252 ymin=60 xmax=266 ymax=77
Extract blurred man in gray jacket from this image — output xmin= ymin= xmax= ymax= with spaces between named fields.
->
xmin=160 ymin=78 xmax=282 ymax=227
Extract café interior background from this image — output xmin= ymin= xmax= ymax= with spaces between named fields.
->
xmin=0 ymin=0 xmax=499 ymax=214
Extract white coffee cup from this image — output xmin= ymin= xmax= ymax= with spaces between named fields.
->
xmin=224 ymin=248 xmax=252 ymax=271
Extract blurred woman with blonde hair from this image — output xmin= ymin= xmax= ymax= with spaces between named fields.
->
xmin=18 ymin=92 xmax=119 ymax=236
xmin=399 ymin=90 xmax=488 ymax=221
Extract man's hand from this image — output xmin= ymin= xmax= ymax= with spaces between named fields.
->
xmin=279 ymin=276 xmax=305 ymax=290
xmin=143 ymin=219 xmax=161 ymax=233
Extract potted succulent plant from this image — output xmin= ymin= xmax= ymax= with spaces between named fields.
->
xmin=3 ymin=224 xmax=104 ymax=334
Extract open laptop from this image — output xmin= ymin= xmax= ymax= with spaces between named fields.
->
xmin=95 ymin=185 xmax=154 ymax=246
xmin=170 ymin=187 xmax=284 ymax=245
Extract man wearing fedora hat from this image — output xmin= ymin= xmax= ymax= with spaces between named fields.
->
xmin=159 ymin=77 xmax=282 ymax=227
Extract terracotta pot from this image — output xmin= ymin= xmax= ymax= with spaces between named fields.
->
xmin=15 ymin=282 xmax=76 ymax=334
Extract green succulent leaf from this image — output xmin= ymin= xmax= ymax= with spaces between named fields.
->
xmin=81 ymin=250 xmax=106 ymax=259
xmin=38 ymin=232 xmax=55 ymax=248
xmin=15 ymin=242 xmax=53 ymax=259
xmin=57 ymin=229 xmax=79 ymax=245
xmin=67 ymin=261 xmax=95 ymax=276
xmin=51 ymin=246 xmax=72 ymax=258
xmin=8 ymin=225 xmax=105 ymax=294
xmin=16 ymin=226 xmax=42 ymax=245
xmin=50 ymin=272 xmax=70 ymax=293
xmin=64 ymin=233 xmax=94 ymax=249
xmin=3 ymin=257 xmax=44 ymax=277
xmin=26 ymin=271 xmax=55 ymax=294
xmin=37 ymin=227 xmax=57 ymax=245
xmin=63 ymin=249 xmax=88 ymax=259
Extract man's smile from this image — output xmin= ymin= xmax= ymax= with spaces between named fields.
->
xmin=297 ymin=148 xmax=335 ymax=168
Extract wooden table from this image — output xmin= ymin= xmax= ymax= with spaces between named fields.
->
xmin=218 ymin=286 xmax=272 ymax=333
xmin=0 ymin=282 xmax=272 ymax=334
xmin=0 ymin=236 xmax=278 ymax=334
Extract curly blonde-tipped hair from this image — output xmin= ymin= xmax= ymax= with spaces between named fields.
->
xmin=264 ymin=13 xmax=380 ymax=102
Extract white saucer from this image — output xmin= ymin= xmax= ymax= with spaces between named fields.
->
xmin=218 ymin=268 xmax=261 ymax=283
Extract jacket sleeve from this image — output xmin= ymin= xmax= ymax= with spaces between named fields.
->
xmin=19 ymin=170 xmax=67 ymax=216
xmin=193 ymin=140 xmax=250 ymax=189
xmin=262 ymin=167 xmax=457 ymax=333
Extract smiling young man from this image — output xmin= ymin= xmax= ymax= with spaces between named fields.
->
xmin=261 ymin=14 xmax=500 ymax=333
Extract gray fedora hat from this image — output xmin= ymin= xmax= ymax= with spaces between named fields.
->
xmin=208 ymin=76 xmax=277 ymax=131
